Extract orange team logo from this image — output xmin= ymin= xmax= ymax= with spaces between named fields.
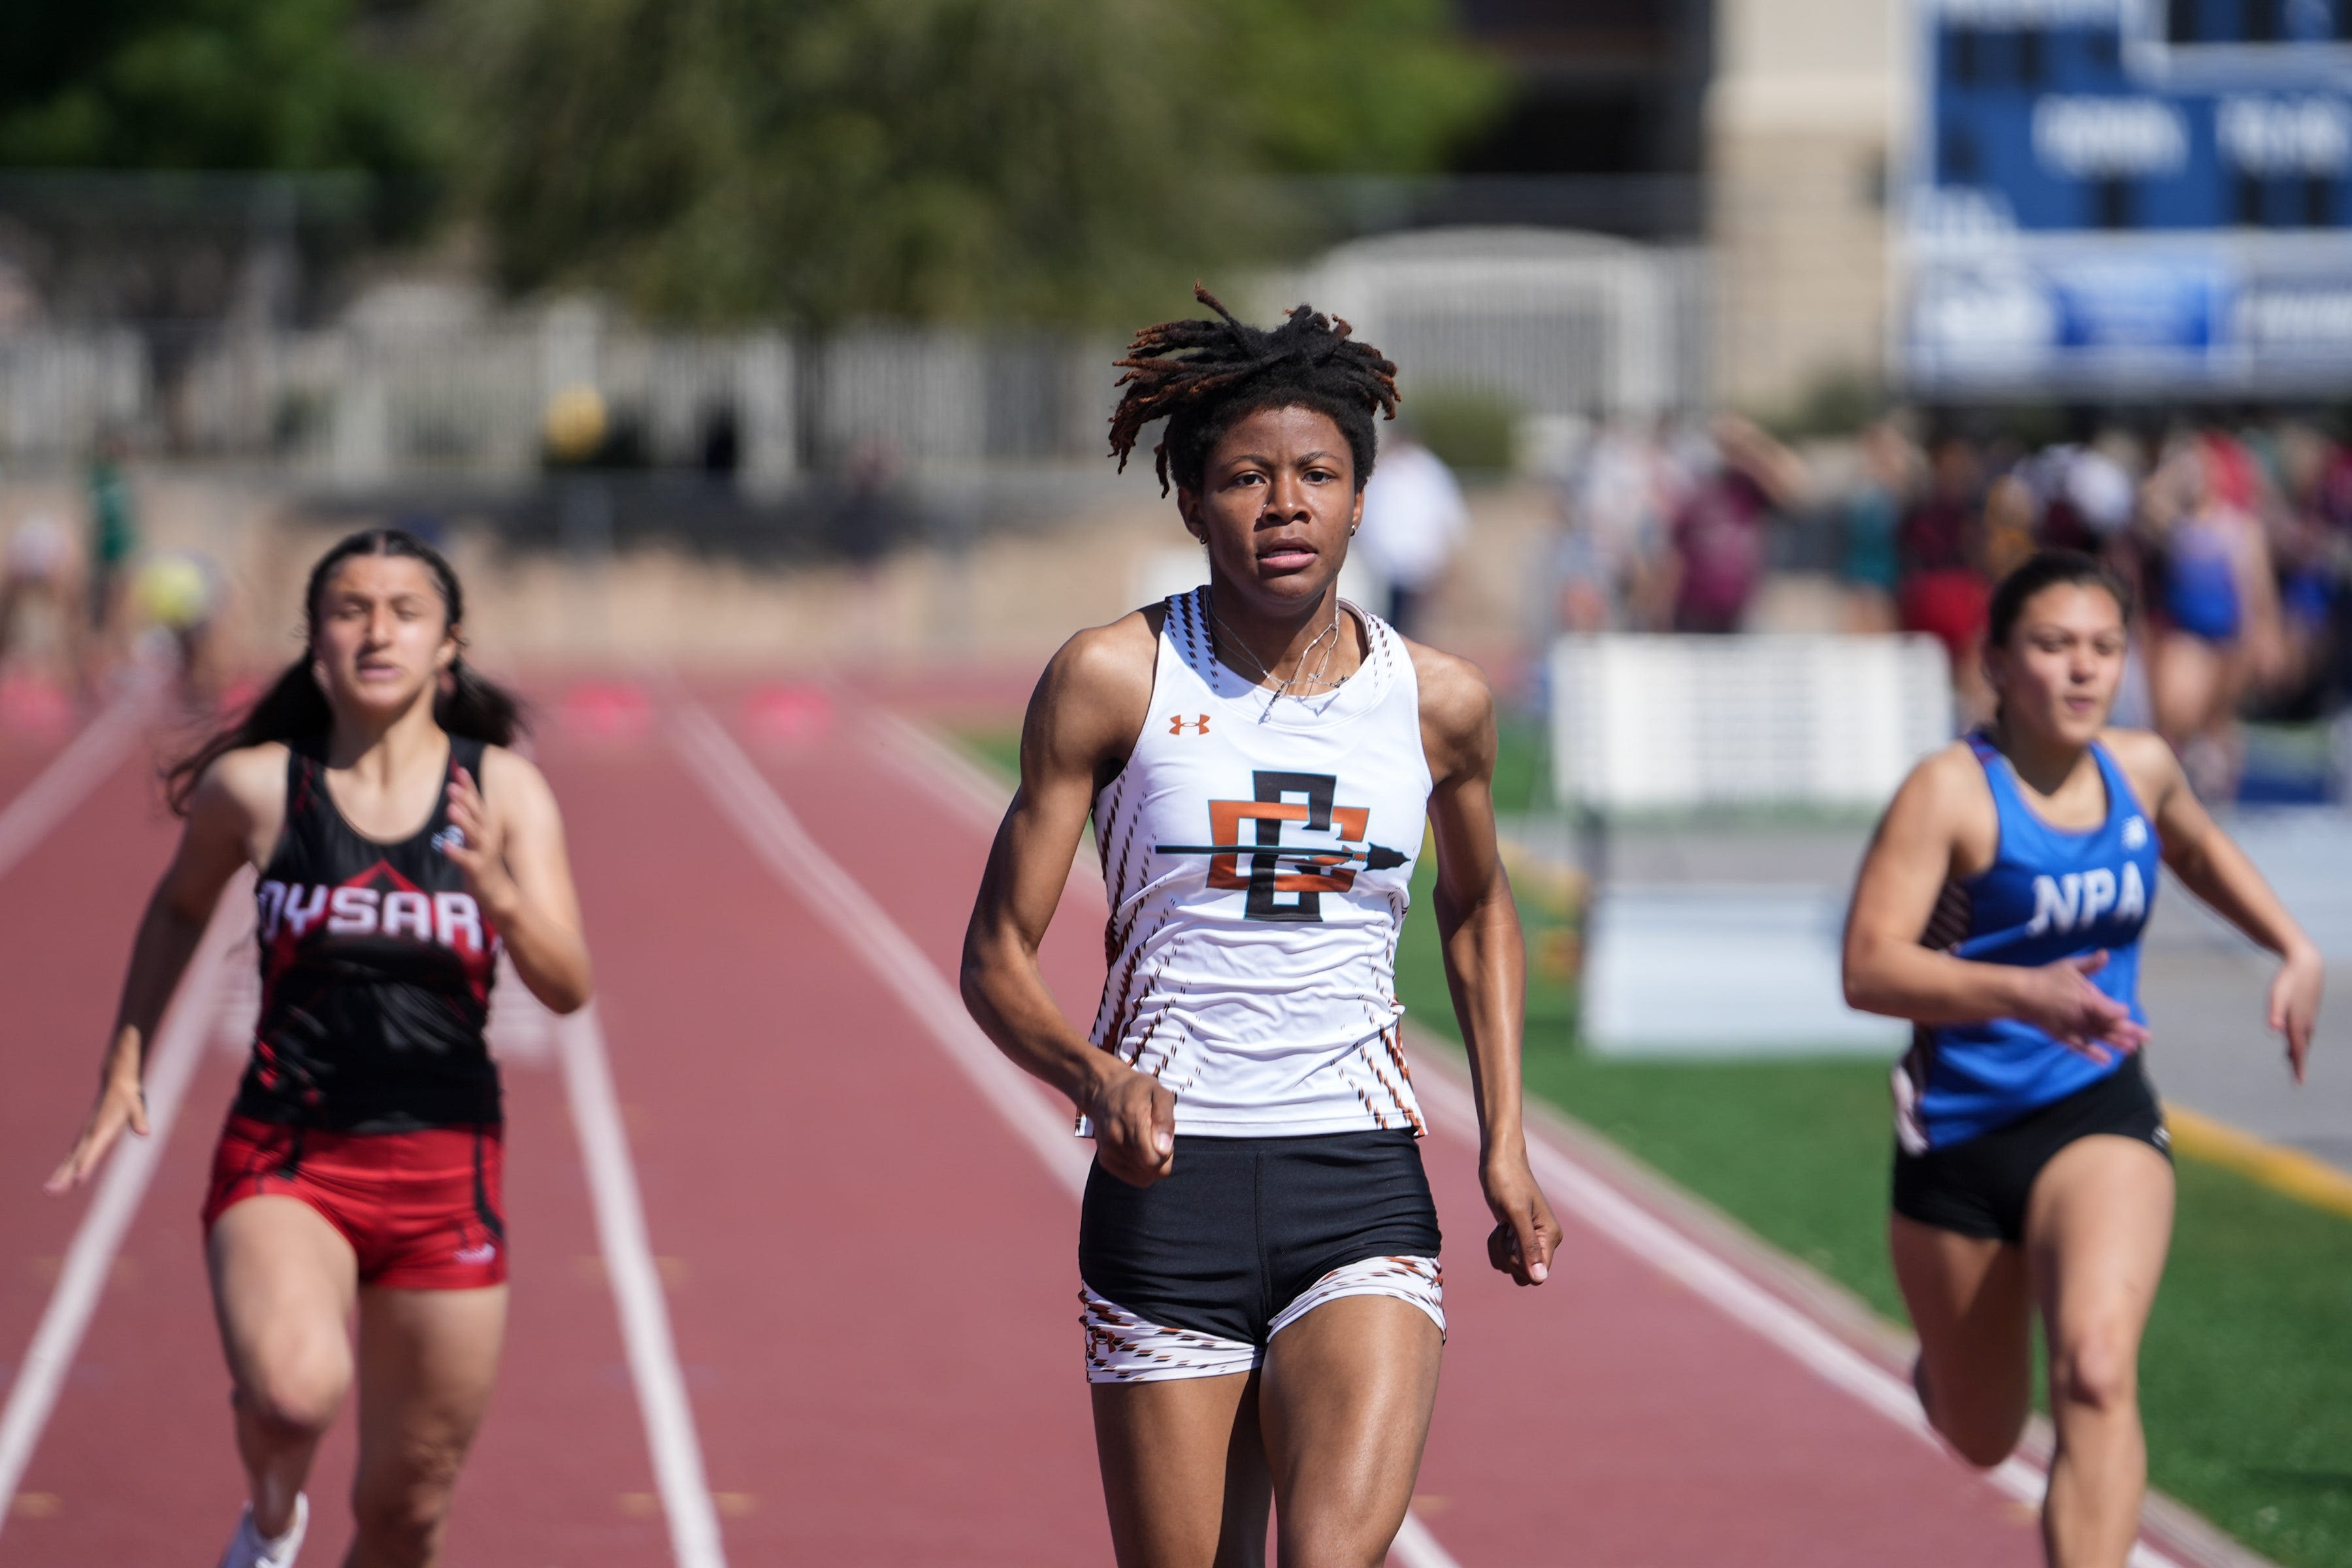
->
xmin=1155 ymin=770 xmax=1405 ymax=923
xmin=1169 ymin=713 xmax=1211 ymax=735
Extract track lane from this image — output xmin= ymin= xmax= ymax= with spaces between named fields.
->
xmin=534 ymin=722 xmax=1107 ymax=1564
xmin=720 ymin=685 xmax=2065 ymax=1565
xmin=0 ymin=739 xmax=659 ymax=1565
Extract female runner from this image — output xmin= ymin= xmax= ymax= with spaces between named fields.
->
xmin=1843 ymin=549 xmax=2319 ymax=1567
xmin=961 ymin=289 xmax=1561 ymax=1568
xmin=48 ymin=529 xmax=592 ymax=1568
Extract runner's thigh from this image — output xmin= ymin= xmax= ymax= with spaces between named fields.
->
xmin=208 ymin=1194 xmax=359 ymax=1416
xmin=1092 ymin=1373 xmax=1269 ymax=1568
xmin=1258 ymin=1295 xmax=1441 ymax=1565
xmin=2025 ymin=1135 xmax=2173 ymax=1386
xmin=351 ymin=1285 xmax=509 ymax=1497
xmin=1889 ymin=1213 xmax=2033 ymax=1451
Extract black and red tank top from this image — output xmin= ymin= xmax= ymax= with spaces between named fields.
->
xmin=237 ymin=734 xmax=502 ymax=1132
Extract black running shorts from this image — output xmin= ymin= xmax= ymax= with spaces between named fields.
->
xmin=1078 ymin=1130 xmax=1443 ymax=1346
xmin=1892 ymin=1053 xmax=2170 ymax=1244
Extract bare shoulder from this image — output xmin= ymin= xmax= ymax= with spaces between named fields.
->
xmin=1026 ymin=608 xmax=1160 ymax=770
xmin=192 ymin=742 xmax=288 ymax=823
xmin=1887 ymin=738 xmax=1993 ymax=827
xmin=2097 ymin=727 xmax=2180 ymax=794
xmin=478 ymin=742 xmax=553 ymax=798
xmin=1043 ymin=608 xmax=1158 ymax=705
xmin=180 ymin=741 xmax=289 ymax=863
xmin=1405 ymin=638 xmax=1495 ymax=781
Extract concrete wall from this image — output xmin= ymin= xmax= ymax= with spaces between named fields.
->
xmin=1708 ymin=0 xmax=1908 ymax=412
xmin=0 ymin=475 xmax=1563 ymax=682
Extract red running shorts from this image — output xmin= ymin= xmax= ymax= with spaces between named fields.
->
xmin=203 ymin=1115 xmax=508 ymax=1290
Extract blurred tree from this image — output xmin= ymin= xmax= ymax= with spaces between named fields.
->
xmin=439 ymin=0 xmax=1501 ymax=325
xmin=0 ymin=0 xmax=442 ymax=177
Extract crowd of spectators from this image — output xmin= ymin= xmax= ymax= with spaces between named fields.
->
xmin=1550 ymin=413 xmax=2352 ymax=799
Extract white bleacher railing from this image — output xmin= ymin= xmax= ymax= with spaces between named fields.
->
xmin=1550 ymin=633 xmax=1956 ymax=817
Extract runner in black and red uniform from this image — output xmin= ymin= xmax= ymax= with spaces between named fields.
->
xmin=48 ymin=529 xmax=593 ymax=1568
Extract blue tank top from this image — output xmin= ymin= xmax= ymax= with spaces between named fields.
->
xmin=1897 ymin=733 xmax=2161 ymax=1150
xmin=2163 ymin=516 xmax=2242 ymax=641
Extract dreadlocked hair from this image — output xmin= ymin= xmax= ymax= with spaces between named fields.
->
xmin=163 ymin=528 xmax=526 ymax=815
xmin=1108 ymin=284 xmax=1401 ymax=497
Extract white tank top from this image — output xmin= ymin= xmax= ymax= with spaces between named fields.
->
xmin=1086 ymin=587 xmax=1433 ymax=1137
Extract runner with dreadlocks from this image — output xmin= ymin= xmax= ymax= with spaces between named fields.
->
xmin=962 ymin=287 xmax=1560 ymax=1567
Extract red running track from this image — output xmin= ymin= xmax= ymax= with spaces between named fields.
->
xmin=0 ymin=679 xmax=2227 ymax=1566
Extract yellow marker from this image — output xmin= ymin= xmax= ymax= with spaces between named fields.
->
xmin=2166 ymin=1105 xmax=2352 ymax=1223
xmin=544 ymin=384 xmax=609 ymax=462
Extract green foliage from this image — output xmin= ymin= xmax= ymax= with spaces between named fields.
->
xmin=1405 ymin=385 xmax=1518 ymax=475
xmin=1193 ymin=0 xmax=1503 ymax=176
xmin=436 ymin=0 xmax=1503 ymax=325
xmin=0 ymin=0 xmax=442 ymax=176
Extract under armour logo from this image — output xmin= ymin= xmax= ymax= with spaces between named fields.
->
xmin=431 ymin=825 xmax=466 ymax=854
xmin=2122 ymin=815 xmax=2148 ymax=851
xmin=1169 ymin=714 xmax=1211 ymax=736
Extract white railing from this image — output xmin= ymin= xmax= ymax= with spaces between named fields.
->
xmin=1550 ymin=633 xmax=1955 ymax=816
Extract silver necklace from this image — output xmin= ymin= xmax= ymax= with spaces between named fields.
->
xmin=1207 ymin=590 xmax=1348 ymax=702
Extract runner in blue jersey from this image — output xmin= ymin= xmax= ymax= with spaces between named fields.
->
xmin=1844 ymin=549 xmax=2321 ymax=1568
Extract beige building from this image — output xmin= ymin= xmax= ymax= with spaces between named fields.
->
xmin=1708 ymin=0 xmax=1909 ymax=412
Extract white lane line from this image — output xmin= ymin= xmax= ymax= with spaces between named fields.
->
xmin=555 ymin=1001 xmax=728 ymax=1568
xmin=672 ymin=702 xmax=1090 ymax=1196
xmin=858 ymin=711 xmax=2214 ymax=1568
xmin=0 ymin=878 xmax=249 ymax=1533
xmin=674 ymin=701 xmax=1452 ymax=1568
xmin=0 ymin=681 xmax=155 ymax=883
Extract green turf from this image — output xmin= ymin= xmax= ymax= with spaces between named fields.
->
xmin=954 ymin=724 xmax=2352 ymax=1565
xmin=960 ymin=728 xmax=1022 ymax=783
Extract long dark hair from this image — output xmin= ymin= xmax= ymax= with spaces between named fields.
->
xmin=164 ymin=529 xmax=525 ymax=815
xmin=1986 ymin=548 xmax=2133 ymax=649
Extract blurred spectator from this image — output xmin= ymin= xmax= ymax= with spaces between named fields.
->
xmin=0 ymin=514 xmax=85 ymax=694
xmin=1667 ymin=416 xmax=1805 ymax=635
xmin=1837 ymin=419 xmax=1916 ymax=633
xmin=1355 ymin=427 xmax=1468 ymax=637
xmin=2265 ymin=423 xmax=2352 ymax=719
xmin=1982 ymin=472 xmax=2039 ymax=585
xmin=85 ymin=432 xmax=139 ymax=664
xmin=1553 ymin=418 xmax=1682 ymax=633
xmin=2140 ymin=430 xmax=2283 ymax=799
xmin=1899 ymin=436 xmax=1993 ymax=719
xmin=131 ymin=549 xmax=225 ymax=710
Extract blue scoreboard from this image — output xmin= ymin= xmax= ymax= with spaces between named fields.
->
xmin=1903 ymin=0 xmax=2352 ymax=394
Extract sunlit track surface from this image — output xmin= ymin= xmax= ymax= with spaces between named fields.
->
xmin=0 ymin=682 xmax=157 ymax=887
xmin=0 ymin=721 xmax=679 ymax=1565
xmin=532 ymin=707 xmax=1106 ymax=1563
xmin=756 ymin=676 xmax=2234 ymax=1567
xmin=0 ymin=679 xmax=2262 ymax=1567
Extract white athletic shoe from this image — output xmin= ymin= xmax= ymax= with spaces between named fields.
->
xmin=218 ymin=1494 xmax=307 ymax=1568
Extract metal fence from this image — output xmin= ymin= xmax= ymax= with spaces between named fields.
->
xmin=0 ymin=229 xmax=1711 ymax=487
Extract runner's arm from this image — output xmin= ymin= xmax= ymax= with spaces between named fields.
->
xmin=447 ymin=749 xmax=593 ymax=1015
xmin=48 ymin=749 xmax=270 ymax=1191
xmin=2124 ymin=731 xmax=2321 ymax=1080
xmin=1417 ymin=647 xmax=1560 ymax=1286
xmin=961 ymin=615 xmax=1177 ymax=1186
xmin=1842 ymin=751 xmax=2147 ymax=1058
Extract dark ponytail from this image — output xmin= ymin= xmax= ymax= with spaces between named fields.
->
xmin=1985 ymin=548 xmax=2133 ymax=649
xmin=164 ymin=528 xmax=527 ymax=815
